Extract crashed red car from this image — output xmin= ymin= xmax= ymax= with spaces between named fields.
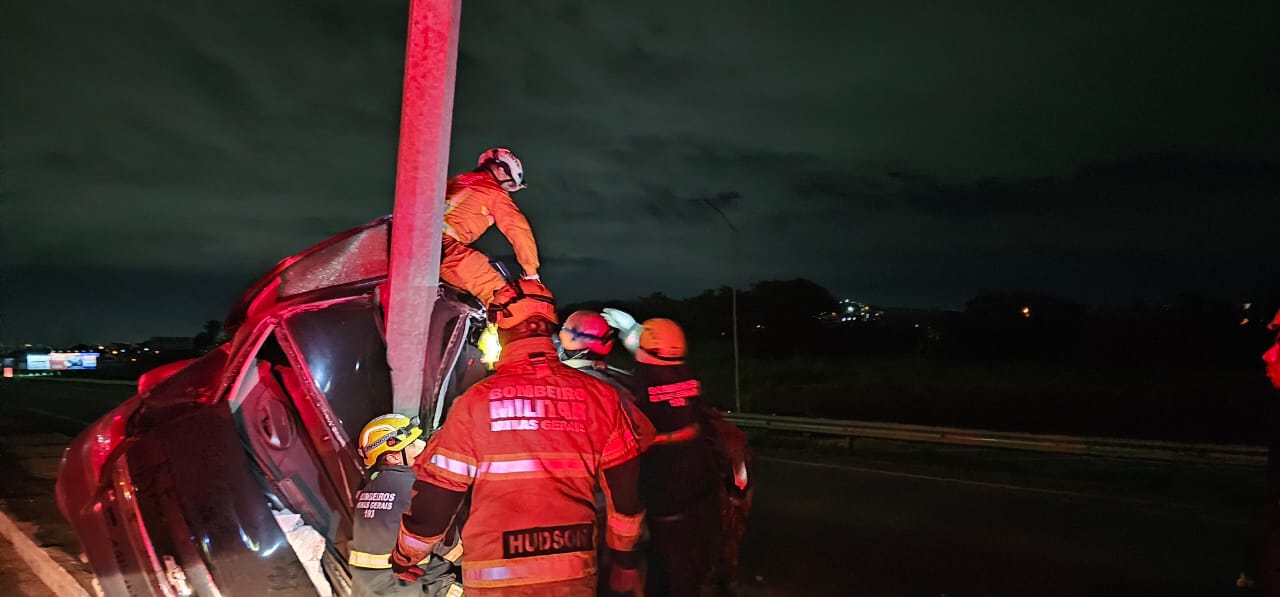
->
xmin=56 ymin=217 xmax=488 ymax=596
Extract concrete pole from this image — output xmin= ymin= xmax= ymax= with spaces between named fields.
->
xmin=387 ymin=0 xmax=462 ymax=418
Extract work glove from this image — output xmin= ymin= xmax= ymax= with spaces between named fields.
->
xmin=601 ymin=308 xmax=636 ymax=332
xmin=605 ymin=555 xmax=642 ymax=597
xmin=390 ymin=541 xmax=429 ymax=583
xmin=601 ymin=308 xmax=642 ymax=353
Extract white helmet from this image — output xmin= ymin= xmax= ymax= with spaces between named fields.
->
xmin=478 ymin=147 xmax=525 ymax=192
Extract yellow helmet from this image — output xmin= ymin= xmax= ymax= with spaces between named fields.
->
xmin=358 ymin=414 xmax=423 ymax=467
xmin=637 ymin=318 xmax=687 ymax=365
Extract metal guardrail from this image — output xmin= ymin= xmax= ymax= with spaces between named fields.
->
xmin=724 ymin=413 xmax=1267 ymax=467
xmin=18 ymin=377 xmax=1263 ymax=466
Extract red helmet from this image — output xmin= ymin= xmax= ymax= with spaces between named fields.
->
xmin=559 ymin=310 xmax=616 ymax=355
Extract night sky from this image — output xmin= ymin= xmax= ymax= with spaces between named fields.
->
xmin=2 ymin=1 xmax=1278 ymax=346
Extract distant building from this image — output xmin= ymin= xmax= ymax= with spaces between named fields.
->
xmin=838 ymin=298 xmax=884 ymax=323
xmin=819 ymin=299 xmax=886 ymax=324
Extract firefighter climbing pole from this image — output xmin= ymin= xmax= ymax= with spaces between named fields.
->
xmin=386 ymin=0 xmax=462 ymax=418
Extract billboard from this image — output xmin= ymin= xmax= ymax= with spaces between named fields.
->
xmin=25 ymin=352 xmax=99 ymax=371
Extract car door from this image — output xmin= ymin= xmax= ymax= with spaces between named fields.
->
xmin=227 ymin=328 xmax=352 ymax=551
xmin=117 ymin=395 xmax=320 ymax=596
xmin=225 ymin=294 xmax=396 ymax=595
xmin=267 ymin=294 xmax=397 ymax=570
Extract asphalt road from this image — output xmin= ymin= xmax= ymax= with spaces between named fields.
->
xmin=738 ymin=454 xmax=1261 ymax=596
xmin=0 ymin=377 xmax=1269 ymax=596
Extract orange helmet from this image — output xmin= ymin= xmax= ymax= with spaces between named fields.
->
xmin=559 ymin=310 xmax=616 ymax=355
xmin=489 ymin=279 xmax=557 ymax=329
xmin=637 ymin=318 xmax=686 ymax=365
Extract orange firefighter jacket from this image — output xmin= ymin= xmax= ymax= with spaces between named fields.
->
xmin=410 ymin=337 xmax=643 ymax=590
xmin=443 ymin=172 xmax=540 ymax=276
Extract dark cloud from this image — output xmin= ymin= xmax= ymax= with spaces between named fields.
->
xmin=0 ymin=266 xmax=251 ymax=345
xmin=2 ymin=0 xmax=1280 ymax=345
xmin=791 ymin=154 xmax=1280 ymax=219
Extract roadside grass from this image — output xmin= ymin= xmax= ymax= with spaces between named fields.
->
xmin=683 ymin=342 xmax=1270 ymax=444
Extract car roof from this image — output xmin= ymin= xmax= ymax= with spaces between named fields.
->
xmin=224 ymin=216 xmax=392 ymax=336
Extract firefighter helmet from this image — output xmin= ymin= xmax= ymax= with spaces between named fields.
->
xmin=478 ymin=147 xmax=525 ymax=192
xmin=358 ymin=414 xmax=423 ymax=467
xmin=637 ymin=318 xmax=687 ymax=364
xmin=489 ymin=279 xmax=558 ymax=330
xmin=559 ymin=310 xmax=616 ymax=355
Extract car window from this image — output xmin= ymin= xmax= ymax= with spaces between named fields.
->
xmin=281 ymin=297 xmax=393 ymax=444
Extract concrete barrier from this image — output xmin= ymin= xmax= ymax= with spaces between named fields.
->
xmin=0 ymin=509 xmax=91 ymax=597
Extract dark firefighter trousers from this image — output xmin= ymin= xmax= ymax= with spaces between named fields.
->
xmin=645 ymin=491 xmax=722 ymax=597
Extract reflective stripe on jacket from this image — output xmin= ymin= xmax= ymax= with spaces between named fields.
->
xmin=653 ymin=422 xmax=700 ymax=445
xmin=443 ymin=171 xmax=540 ymax=275
xmin=413 ymin=337 xmax=641 ymax=590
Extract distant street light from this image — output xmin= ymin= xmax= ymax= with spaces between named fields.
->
xmin=693 ymin=193 xmax=742 ymax=413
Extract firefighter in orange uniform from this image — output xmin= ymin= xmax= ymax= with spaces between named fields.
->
xmin=391 ymin=280 xmax=645 ymax=596
xmin=440 ymin=147 xmax=542 ymax=306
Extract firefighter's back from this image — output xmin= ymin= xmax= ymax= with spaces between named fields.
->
xmin=426 ymin=338 xmax=638 ymax=595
